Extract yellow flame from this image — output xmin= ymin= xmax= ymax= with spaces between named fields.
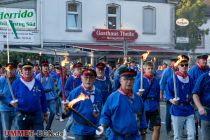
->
xmin=68 ymin=93 xmax=89 ymax=108
xmin=174 ymin=55 xmax=185 ymax=67
xmin=61 ymin=57 xmax=69 ymax=67
xmin=141 ymin=51 xmax=150 ymax=61
xmin=153 ymin=57 xmax=156 ymax=62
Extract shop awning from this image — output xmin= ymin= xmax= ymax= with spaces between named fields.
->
xmin=73 ymin=45 xmax=186 ymax=53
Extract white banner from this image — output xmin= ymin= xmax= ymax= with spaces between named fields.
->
xmin=0 ymin=8 xmax=36 ymax=29
xmin=0 ymin=30 xmax=36 ymax=43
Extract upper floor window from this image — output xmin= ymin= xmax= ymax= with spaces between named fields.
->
xmin=143 ymin=6 xmax=156 ymax=34
xmin=107 ymin=4 xmax=121 ymax=29
xmin=67 ymin=1 xmax=82 ymax=30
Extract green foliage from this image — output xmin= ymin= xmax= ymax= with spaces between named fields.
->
xmin=175 ymin=0 xmax=209 ymax=51
xmin=0 ymin=51 xmax=48 ymax=66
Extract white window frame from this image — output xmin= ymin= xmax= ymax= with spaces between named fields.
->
xmin=107 ymin=4 xmax=121 ymax=29
xmin=66 ymin=1 xmax=82 ymax=31
xmin=143 ymin=6 xmax=156 ymax=34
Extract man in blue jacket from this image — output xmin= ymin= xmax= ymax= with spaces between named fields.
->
xmin=159 ymin=58 xmax=177 ymax=136
xmin=9 ymin=62 xmax=48 ymax=140
xmin=134 ymin=61 xmax=161 ymax=140
xmin=99 ymin=67 xmax=147 ymax=140
xmin=0 ymin=63 xmax=17 ymax=140
xmin=36 ymin=60 xmax=56 ymax=130
xmin=66 ymin=68 xmax=103 ymax=140
xmin=193 ymin=70 xmax=210 ymax=140
xmin=166 ymin=55 xmax=195 ymax=140
xmin=63 ymin=62 xmax=83 ymax=139
xmin=94 ymin=62 xmax=112 ymax=104
xmin=188 ymin=54 xmax=209 ymax=138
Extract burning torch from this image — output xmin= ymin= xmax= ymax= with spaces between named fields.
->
xmin=172 ymin=55 xmax=185 ymax=100
xmin=138 ymin=51 xmax=150 ymax=96
xmin=3 ymin=67 xmax=18 ymax=105
xmin=60 ymin=60 xmax=66 ymax=102
xmin=66 ymin=93 xmax=103 ymax=135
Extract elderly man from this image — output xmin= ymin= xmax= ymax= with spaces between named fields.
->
xmin=99 ymin=67 xmax=147 ymax=140
xmin=166 ymin=55 xmax=195 ymax=140
xmin=65 ymin=68 xmax=103 ymax=140
xmin=9 ymin=62 xmax=48 ymax=140
xmin=192 ymin=70 xmax=210 ymax=140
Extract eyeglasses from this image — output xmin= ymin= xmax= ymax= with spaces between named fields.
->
xmin=180 ymin=64 xmax=189 ymax=67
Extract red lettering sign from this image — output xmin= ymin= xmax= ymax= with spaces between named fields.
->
xmin=92 ymin=29 xmax=138 ymax=41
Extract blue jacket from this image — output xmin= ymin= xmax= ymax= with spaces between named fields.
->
xmin=166 ymin=75 xmax=194 ymax=116
xmin=100 ymin=90 xmax=147 ymax=140
xmin=133 ymin=76 xmax=160 ymax=112
xmin=188 ymin=65 xmax=209 ymax=85
xmin=94 ymin=76 xmax=112 ymax=104
xmin=35 ymin=73 xmax=56 ymax=101
xmin=65 ymin=75 xmax=82 ymax=98
xmin=8 ymin=78 xmax=47 ymax=113
xmin=0 ymin=77 xmax=15 ymax=111
xmin=160 ymin=67 xmax=174 ymax=91
xmin=192 ymin=71 xmax=210 ymax=121
xmin=67 ymin=85 xmax=103 ymax=135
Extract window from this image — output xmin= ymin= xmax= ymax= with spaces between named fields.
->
xmin=107 ymin=4 xmax=121 ymax=29
xmin=143 ymin=6 xmax=156 ymax=34
xmin=67 ymin=1 xmax=82 ymax=31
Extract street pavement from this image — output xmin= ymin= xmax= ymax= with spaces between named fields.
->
xmin=11 ymin=102 xmax=202 ymax=140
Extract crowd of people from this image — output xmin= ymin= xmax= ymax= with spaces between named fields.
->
xmin=0 ymin=54 xmax=209 ymax=140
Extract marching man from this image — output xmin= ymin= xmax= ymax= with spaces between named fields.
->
xmin=99 ymin=67 xmax=147 ymax=140
xmin=9 ymin=62 xmax=48 ymax=140
xmin=134 ymin=61 xmax=161 ymax=140
xmin=166 ymin=55 xmax=195 ymax=140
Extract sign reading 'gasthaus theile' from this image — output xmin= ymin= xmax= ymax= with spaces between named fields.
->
xmin=0 ymin=8 xmax=36 ymax=29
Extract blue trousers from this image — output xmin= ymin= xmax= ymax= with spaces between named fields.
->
xmin=1 ymin=111 xmax=16 ymax=140
xmin=166 ymin=102 xmax=172 ymax=134
xmin=46 ymin=99 xmax=56 ymax=130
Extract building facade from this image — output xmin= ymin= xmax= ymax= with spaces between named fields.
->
xmin=0 ymin=0 xmax=182 ymax=65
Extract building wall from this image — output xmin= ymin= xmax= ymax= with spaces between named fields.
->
xmin=42 ymin=0 xmax=174 ymax=48
xmin=195 ymin=17 xmax=210 ymax=53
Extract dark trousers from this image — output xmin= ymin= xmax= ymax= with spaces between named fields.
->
xmin=166 ymin=102 xmax=172 ymax=134
xmin=15 ymin=112 xmax=44 ymax=140
xmin=75 ymin=135 xmax=95 ymax=140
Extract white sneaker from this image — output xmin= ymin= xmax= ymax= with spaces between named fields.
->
xmin=60 ymin=117 xmax=64 ymax=122
xmin=62 ymin=129 xmax=68 ymax=140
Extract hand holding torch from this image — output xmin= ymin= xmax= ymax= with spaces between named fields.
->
xmin=138 ymin=51 xmax=150 ymax=96
xmin=3 ymin=67 xmax=18 ymax=106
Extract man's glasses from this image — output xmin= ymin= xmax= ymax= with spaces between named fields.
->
xmin=180 ymin=64 xmax=189 ymax=67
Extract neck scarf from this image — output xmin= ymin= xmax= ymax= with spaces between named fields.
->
xmin=175 ymin=71 xmax=188 ymax=79
xmin=143 ymin=74 xmax=153 ymax=80
xmin=196 ymin=63 xmax=207 ymax=71
xmin=21 ymin=75 xmax=34 ymax=82
xmin=118 ymin=87 xmax=133 ymax=97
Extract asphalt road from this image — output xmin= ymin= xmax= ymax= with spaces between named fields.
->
xmin=10 ymin=102 xmax=202 ymax=140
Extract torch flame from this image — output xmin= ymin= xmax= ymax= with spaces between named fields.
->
xmin=141 ymin=51 xmax=150 ymax=61
xmin=68 ymin=93 xmax=89 ymax=108
xmin=61 ymin=56 xmax=69 ymax=67
xmin=174 ymin=55 xmax=185 ymax=67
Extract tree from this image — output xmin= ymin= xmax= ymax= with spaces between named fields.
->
xmin=175 ymin=0 xmax=209 ymax=52
xmin=0 ymin=51 xmax=48 ymax=66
